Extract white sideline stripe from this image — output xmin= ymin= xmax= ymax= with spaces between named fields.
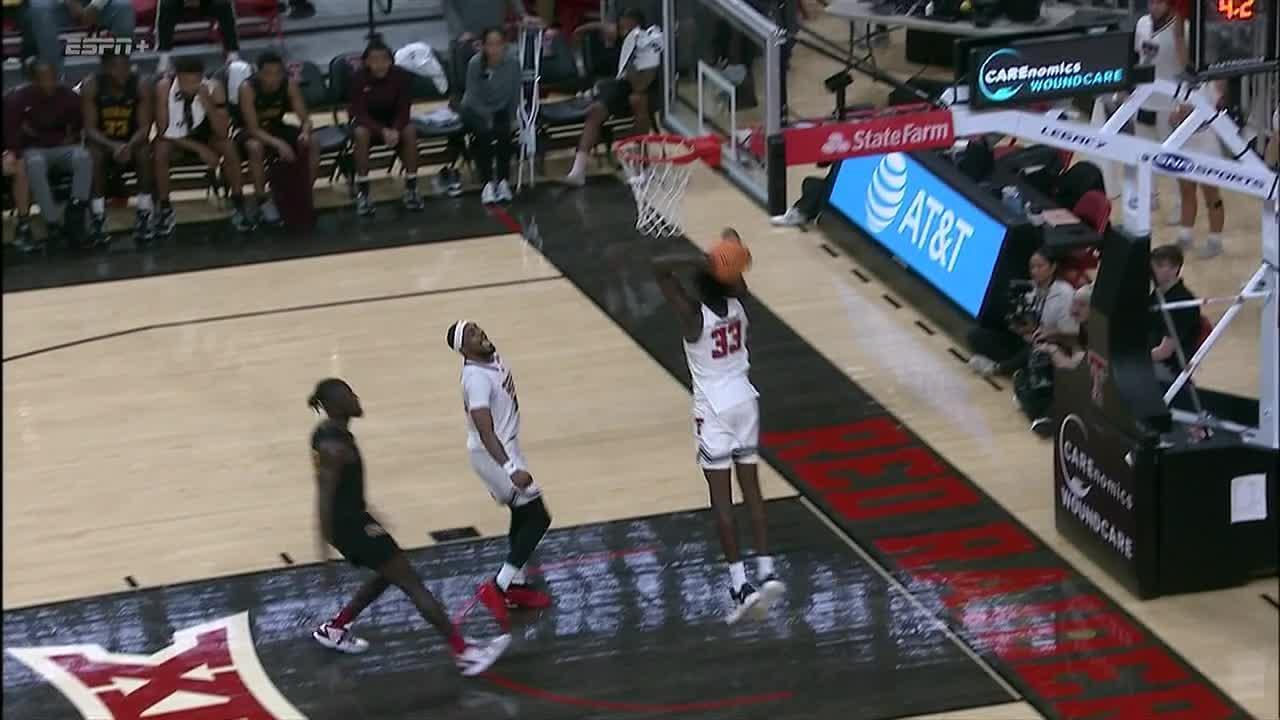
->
xmin=796 ymin=495 xmax=1024 ymax=703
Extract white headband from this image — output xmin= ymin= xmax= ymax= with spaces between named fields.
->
xmin=450 ymin=320 xmax=472 ymax=353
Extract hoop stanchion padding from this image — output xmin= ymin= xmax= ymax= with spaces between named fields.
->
xmin=614 ymin=134 xmax=720 ymax=238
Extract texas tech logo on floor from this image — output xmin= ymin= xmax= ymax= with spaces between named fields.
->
xmin=6 ymin=612 xmax=303 ymax=720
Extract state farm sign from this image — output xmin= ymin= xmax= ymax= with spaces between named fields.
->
xmin=781 ymin=110 xmax=955 ymax=165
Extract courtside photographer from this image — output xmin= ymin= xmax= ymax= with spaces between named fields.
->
xmin=967 ymin=247 xmax=1078 ymax=379
xmin=1018 ymin=284 xmax=1093 ymax=437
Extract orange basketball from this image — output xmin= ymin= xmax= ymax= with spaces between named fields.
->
xmin=708 ymin=239 xmax=752 ymax=283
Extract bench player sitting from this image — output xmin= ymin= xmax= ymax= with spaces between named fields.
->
xmin=348 ymin=40 xmax=424 ymax=217
xmin=154 ymin=56 xmax=253 ymax=236
xmin=81 ymin=50 xmax=155 ymax=246
xmin=235 ymin=51 xmax=321 ymax=226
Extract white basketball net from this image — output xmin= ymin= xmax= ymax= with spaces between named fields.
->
xmin=616 ymin=137 xmax=698 ymax=238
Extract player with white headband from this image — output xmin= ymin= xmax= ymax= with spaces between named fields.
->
xmin=446 ymin=320 xmax=554 ymax=630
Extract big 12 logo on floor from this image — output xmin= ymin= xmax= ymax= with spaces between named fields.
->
xmin=830 ymin=153 xmax=1007 ymax=317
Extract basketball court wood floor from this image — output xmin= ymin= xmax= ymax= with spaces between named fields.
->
xmin=4 ymin=158 xmax=1276 ymax=720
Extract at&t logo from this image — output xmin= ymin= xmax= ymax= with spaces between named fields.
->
xmin=865 ymin=153 xmax=908 ymax=232
xmin=862 ymin=153 xmax=975 ymax=273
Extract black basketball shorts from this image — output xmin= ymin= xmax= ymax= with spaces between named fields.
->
xmin=234 ymin=124 xmax=302 ymax=157
xmin=597 ymin=78 xmax=635 ymax=118
xmin=331 ymin=512 xmax=400 ymax=570
xmin=99 ymin=142 xmax=139 ymax=177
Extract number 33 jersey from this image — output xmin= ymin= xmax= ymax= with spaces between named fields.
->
xmin=461 ymin=356 xmax=521 ymax=453
xmin=683 ymin=299 xmax=759 ymax=417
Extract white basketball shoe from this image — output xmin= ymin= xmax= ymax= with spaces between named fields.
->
xmin=312 ymin=622 xmax=370 ymax=654
xmin=455 ymin=634 xmax=512 ymax=677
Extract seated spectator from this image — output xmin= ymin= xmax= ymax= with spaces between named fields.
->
xmin=349 ymin=40 xmax=423 ymax=216
xmin=564 ymin=8 xmax=660 ymax=187
xmin=461 ymin=28 xmax=520 ymax=205
xmin=445 ymin=0 xmax=530 ymax=52
xmin=770 ymin=161 xmax=838 ymax=227
xmin=81 ymin=50 xmax=155 ymax=246
xmin=23 ymin=0 xmax=136 ymax=76
xmin=155 ymin=0 xmax=242 ymax=72
xmin=236 ymin=51 xmax=320 ymax=225
xmin=154 ymin=57 xmax=251 ymax=235
xmin=1019 ymin=283 xmax=1093 ymax=437
xmin=3 ymin=145 xmax=34 ymax=252
xmin=968 ymin=248 xmax=1077 ymax=377
xmin=1148 ymin=244 xmax=1202 ymax=383
xmin=4 ymin=59 xmax=92 ymax=252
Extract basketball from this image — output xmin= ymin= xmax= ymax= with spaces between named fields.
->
xmin=708 ymin=239 xmax=752 ymax=283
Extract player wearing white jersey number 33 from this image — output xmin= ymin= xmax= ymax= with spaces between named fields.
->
xmin=653 ymin=228 xmax=785 ymax=625
xmin=684 ymin=294 xmax=760 ymax=469
xmin=446 ymin=320 xmax=555 ymax=630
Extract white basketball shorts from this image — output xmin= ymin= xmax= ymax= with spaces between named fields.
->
xmin=470 ymin=443 xmax=542 ymax=508
xmin=694 ymin=398 xmax=760 ymax=470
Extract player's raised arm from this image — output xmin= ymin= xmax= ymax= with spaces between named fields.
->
xmin=652 ymin=253 xmax=707 ymax=342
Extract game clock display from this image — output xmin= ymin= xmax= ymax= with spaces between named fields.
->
xmin=1191 ymin=0 xmax=1279 ymax=76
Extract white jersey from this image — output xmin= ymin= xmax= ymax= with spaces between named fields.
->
xmin=1134 ymin=14 xmax=1183 ymax=112
xmin=683 ymin=299 xmax=759 ymax=416
xmin=461 ymin=355 xmax=521 ymax=452
xmin=616 ymin=25 xmax=663 ymax=79
xmin=164 ymin=78 xmax=216 ymax=139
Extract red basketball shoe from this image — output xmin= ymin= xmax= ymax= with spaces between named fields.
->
xmin=505 ymin=584 xmax=552 ymax=610
xmin=477 ymin=579 xmax=512 ymax=632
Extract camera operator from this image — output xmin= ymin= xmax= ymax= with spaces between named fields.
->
xmin=1017 ymin=284 xmax=1093 ymax=437
xmin=968 ymin=248 xmax=1078 ymax=378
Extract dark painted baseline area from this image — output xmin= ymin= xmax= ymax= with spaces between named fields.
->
xmin=2 ymin=194 xmax=509 ymax=293
xmin=3 ymin=500 xmax=1008 ymax=720
xmin=505 ymin=180 xmax=1255 ymax=720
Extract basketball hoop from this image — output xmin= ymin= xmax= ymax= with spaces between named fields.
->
xmin=613 ymin=134 xmax=721 ymax=238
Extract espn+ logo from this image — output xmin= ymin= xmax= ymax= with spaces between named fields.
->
xmin=864 ymin=153 xmax=974 ymax=273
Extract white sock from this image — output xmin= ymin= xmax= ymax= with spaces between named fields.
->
xmin=136 ymin=193 xmax=153 ymax=211
xmin=91 ymin=197 xmax=105 ymax=216
xmin=729 ymin=561 xmax=747 ymax=591
xmin=756 ymin=555 xmax=774 ymax=578
xmin=568 ymin=151 xmax=588 ymax=178
xmin=1177 ymin=226 xmax=1194 ymax=243
xmin=511 ymin=567 xmax=527 ymax=586
xmin=158 ymin=53 xmax=172 ymax=72
xmin=495 ymin=563 xmax=519 ymax=591
xmin=1206 ymin=232 xmax=1222 ymax=245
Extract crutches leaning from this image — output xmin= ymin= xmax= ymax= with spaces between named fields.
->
xmin=517 ymin=25 xmax=543 ymax=192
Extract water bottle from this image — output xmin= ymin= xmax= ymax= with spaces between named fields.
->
xmin=1001 ymin=186 xmax=1024 ymax=217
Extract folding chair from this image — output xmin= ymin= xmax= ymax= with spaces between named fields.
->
xmin=283 ymin=59 xmax=349 ymax=191
xmin=405 ymin=52 xmax=468 ymax=181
